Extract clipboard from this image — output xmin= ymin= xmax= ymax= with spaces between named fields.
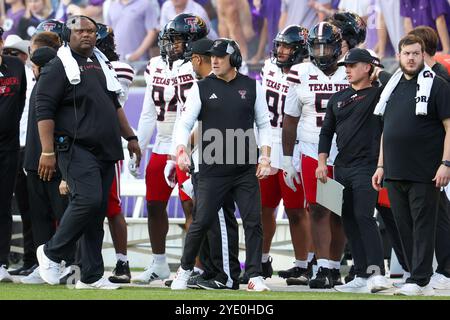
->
xmin=316 ymin=178 xmax=345 ymax=216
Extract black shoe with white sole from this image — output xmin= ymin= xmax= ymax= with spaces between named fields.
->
xmin=309 ymin=267 xmax=332 ymax=289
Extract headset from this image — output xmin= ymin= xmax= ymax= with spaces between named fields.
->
xmin=212 ymin=38 xmax=242 ymax=69
xmin=61 ymin=15 xmax=99 ymax=44
xmin=227 ymin=39 xmax=242 ymax=69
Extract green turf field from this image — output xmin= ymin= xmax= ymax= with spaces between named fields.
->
xmin=0 ymin=283 xmax=449 ymax=300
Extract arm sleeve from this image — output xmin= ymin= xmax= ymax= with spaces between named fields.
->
xmin=175 ymin=82 xmax=202 ymax=148
xmin=430 ymin=0 xmax=450 ymax=21
xmin=318 ymin=96 xmax=337 ymax=155
xmin=159 ymin=2 xmax=169 ymax=29
xmin=399 ymin=0 xmax=410 ymax=18
xmin=145 ymin=0 xmax=160 ymax=31
xmin=136 ymin=80 xmax=157 ymax=152
xmin=35 ymin=60 xmax=66 ymax=122
xmin=284 ymin=84 xmax=302 ymax=117
xmin=254 ymin=81 xmax=272 ymax=148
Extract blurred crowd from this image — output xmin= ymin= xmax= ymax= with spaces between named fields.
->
xmin=1 ymin=0 xmax=449 ymax=72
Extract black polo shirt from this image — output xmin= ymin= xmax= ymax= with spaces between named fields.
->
xmin=0 ymin=55 xmax=27 ymax=151
xmin=35 ymin=50 xmax=123 ymax=161
xmin=319 ymin=86 xmax=383 ymax=167
xmin=382 ymin=75 xmax=450 ymax=183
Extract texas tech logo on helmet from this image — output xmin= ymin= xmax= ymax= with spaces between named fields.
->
xmin=41 ymin=22 xmax=56 ymax=32
xmin=184 ymin=16 xmax=205 ymax=33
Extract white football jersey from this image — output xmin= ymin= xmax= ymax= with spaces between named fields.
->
xmin=137 ymin=57 xmax=195 ymax=155
xmin=111 ymin=60 xmax=135 ymax=107
xmin=261 ymin=58 xmax=302 ymax=169
xmin=285 ymin=62 xmax=349 ymax=161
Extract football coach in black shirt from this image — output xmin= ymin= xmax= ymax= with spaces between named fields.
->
xmin=171 ymin=38 xmax=273 ymax=292
xmin=0 ymin=27 xmax=27 ymax=282
xmin=372 ymin=35 xmax=450 ymax=296
xmin=318 ymin=48 xmax=391 ymax=294
xmin=34 ymin=16 xmax=140 ymax=288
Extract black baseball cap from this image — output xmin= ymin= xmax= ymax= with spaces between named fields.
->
xmin=337 ymin=48 xmax=384 ymax=68
xmin=190 ymin=38 xmax=214 ymax=55
xmin=207 ymin=38 xmax=236 ymax=57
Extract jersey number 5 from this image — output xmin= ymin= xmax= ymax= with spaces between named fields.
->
xmin=315 ymin=93 xmax=333 ymax=127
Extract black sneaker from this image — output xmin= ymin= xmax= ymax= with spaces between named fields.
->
xmin=239 ymin=271 xmax=249 ymax=284
xmin=309 ymin=267 xmax=332 ymax=289
xmin=187 ymin=272 xmax=203 ymax=289
xmin=278 ymin=266 xmax=309 ymax=279
xmin=109 ymin=261 xmax=131 ymax=284
xmin=9 ymin=264 xmax=37 ymax=276
xmin=262 ymin=257 xmax=273 ymax=279
xmin=344 ymin=265 xmax=356 ymax=284
xmin=330 ymin=269 xmax=343 ymax=286
xmin=196 ymin=278 xmax=230 ymax=290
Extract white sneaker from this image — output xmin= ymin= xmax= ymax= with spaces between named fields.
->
xmin=429 ymin=273 xmax=450 ymax=290
xmin=247 ymin=276 xmax=271 ymax=292
xmin=171 ymin=266 xmax=193 ymax=290
xmin=131 ymin=261 xmax=170 ymax=284
xmin=75 ymin=277 xmax=120 ymax=290
xmin=334 ymin=277 xmax=369 ymax=293
xmin=394 ymin=283 xmax=435 ymax=296
xmin=36 ymin=244 xmax=61 ymax=285
xmin=0 ymin=265 xmax=13 ymax=283
xmin=367 ymin=275 xmax=391 ymax=293
xmin=20 ymin=267 xmax=45 ymax=284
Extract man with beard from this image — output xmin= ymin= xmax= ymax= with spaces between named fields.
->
xmin=372 ymin=34 xmax=450 ymax=296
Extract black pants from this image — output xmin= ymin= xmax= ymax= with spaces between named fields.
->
xmin=182 ymin=168 xmax=262 ymax=278
xmin=192 ymin=172 xmax=240 ymax=287
xmin=378 ymin=191 xmax=450 ymax=277
xmin=385 ymin=180 xmax=440 ymax=286
xmin=335 ymin=165 xmax=385 ymax=278
xmin=44 ymin=145 xmax=115 ymax=283
xmin=0 ymin=150 xmax=19 ymax=267
xmin=436 ymin=191 xmax=450 ymax=277
xmin=15 ymin=148 xmax=36 ymax=267
xmin=376 ymin=205 xmax=409 ymax=272
xmin=26 ymin=171 xmax=68 ymax=248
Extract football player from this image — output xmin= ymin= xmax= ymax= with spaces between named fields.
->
xmin=132 ymin=15 xmax=207 ymax=284
xmin=282 ymin=21 xmax=349 ymax=289
xmin=259 ymin=25 xmax=314 ymax=285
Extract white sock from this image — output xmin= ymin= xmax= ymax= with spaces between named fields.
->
xmin=116 ymin=253 xmax=127 ymax=263
xmin=153 ymin=254 xmax=166 ymax=264
xmin=262 ymin=253 xmax=270 ymax=263
xmin=307 ymin=252 xmax=315 ymax=263
xmin=193 ymin=267 xmax=204 ymax=275
xmin=330 ymin=260 xmax=341 ymax=270
xmin=317 ymin=259 xmax=329 ymax=269
xmin=294 ymin=260 xmax=308 ymax=269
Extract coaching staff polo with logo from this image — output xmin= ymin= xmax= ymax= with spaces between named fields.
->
xmin=171 ymin=38 xmax=273 ymax=292
xmin=0 ymin=26 xmax=27 ymax=282
xmin=372 ymin=35 xmax=450 ymax=296
xmin=34 ymin=16 xmax=140 ymax=289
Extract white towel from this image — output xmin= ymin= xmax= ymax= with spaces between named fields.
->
xmin=374 ymin=64 xmax=436 ymax=116
xmin=56 ymin=45 xmax=124 ymax=97
xmin=93 ymin=47 xmax=124 ymax=96
xmin=57 ymin=45 xmax=80 ymax=85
